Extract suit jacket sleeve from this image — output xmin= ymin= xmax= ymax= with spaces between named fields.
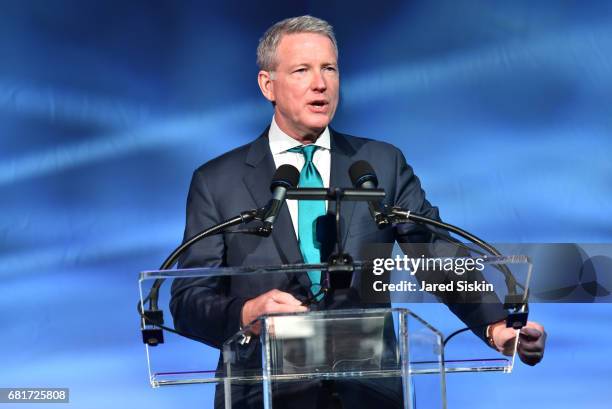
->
xmin=169 ymin=168 xmax=249 ymax=349
xmin=389 ymin=147 xmax=507 ymax=343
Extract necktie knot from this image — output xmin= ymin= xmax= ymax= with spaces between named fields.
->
xmin=289 ymin=145 xmax=318 ymax=163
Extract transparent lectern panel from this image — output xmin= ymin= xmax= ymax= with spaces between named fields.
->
xmin=139 ymin=264 xmax=334 ymax=387
xmin=139 ymin=270 xmax=223 ymax=387
xmin=223 ymin=308 xmax=446 ymax=409
xmin=262 ymin=309 xmax=399 ymax=378
xmin=140 ymin=255 xmax=531 ymax=393
xmin=404 ymin=310 xmax=446 ymax=409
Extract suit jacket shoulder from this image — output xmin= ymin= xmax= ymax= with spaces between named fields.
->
xmin=193 ymin=136 xmax=261 ymax=181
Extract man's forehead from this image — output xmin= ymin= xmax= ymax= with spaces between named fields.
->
xmin=278 ymin=32 xmax=334 ymax=50
xmin=275 ymin=32 xmax=337 ymax=63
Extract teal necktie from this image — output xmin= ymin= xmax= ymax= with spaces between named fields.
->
xmin=288 ymin=145 xmax=326 ymax=297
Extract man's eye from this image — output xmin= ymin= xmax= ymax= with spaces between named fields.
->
xmin=294 ymin=68 xmax=307 ymax=73
xmin=324 ymin=66 xmax=337 ymax=72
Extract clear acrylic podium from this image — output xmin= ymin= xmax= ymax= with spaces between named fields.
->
xmin=139 ymin=255 xmax=531 ymax=409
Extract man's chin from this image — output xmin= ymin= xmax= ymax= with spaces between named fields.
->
xmin=302 ymin=117 xmax=331 ymax=133
xmin=303 ymin=125 xmax=329 ymax=140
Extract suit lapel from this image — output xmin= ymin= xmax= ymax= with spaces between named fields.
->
xmin=243 ymin=131 xmax=303 ymax=266
xmin=329 ymin=129 xmax=358 ymax=249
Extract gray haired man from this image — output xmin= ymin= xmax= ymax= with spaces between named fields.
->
xmin=171 ymin=15 xmax=546 ymax=409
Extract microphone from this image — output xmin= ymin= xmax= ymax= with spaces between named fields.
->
xmin=348 ymin=160 xmax=390 ymax=228
xmin=262 ymin=164 xmax=301 ymax=233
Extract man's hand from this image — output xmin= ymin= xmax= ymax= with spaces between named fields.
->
xmin=490 ymin=321 xmax=547 ymax=366
xmin=240 ymin=289 xmax=308 ymax=335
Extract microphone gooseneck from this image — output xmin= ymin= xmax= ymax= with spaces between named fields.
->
xmin=139 ymin=165 xmax=300 ymax=346
xmin=348 ymin=160 xmax=526 ymax=331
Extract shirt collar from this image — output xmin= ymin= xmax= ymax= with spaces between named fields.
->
xmin=268 ymin=115 xmax=331 ymax=155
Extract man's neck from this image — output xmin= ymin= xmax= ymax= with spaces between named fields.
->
xmin=274 ymin=117 xmax=325 ymax=144
xmin=293 ymin=132 xmax=321 ymax=144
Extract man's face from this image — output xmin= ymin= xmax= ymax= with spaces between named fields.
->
xmin=260 ymin=32 xmax=339 ymax=140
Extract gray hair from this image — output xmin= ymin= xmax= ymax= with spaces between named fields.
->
xmin=257 ymin=15 xmax=338 ymax=71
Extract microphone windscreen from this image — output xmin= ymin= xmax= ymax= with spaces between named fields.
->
xmin=349 ymin=160 xmax=378 ymax=187
xmin=270 ymin=164 xmax=300 ymax=191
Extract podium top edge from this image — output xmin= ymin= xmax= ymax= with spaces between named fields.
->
xmin=139 ymin=256 xmax=531 ymax=279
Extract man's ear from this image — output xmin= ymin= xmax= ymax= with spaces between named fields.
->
xmin=257 ymin=70 xmax=275 ymax=103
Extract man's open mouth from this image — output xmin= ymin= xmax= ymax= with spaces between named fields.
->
xmin=308 ymin=100 xmax=329 ymax=111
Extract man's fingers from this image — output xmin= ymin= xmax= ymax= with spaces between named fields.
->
xmin=501 ymin=341 xmax=517 ymax=356
xmin=519 ymin=343 xmax=543 ymax=354
xmin=242 ymin=290 xmax=306 ymax=327
xmin=492 ymin=326 xmax=518 ymax=352
xmin=524 ymin=321 xmax=544 ymax=332
xmin=520 ymin=324 xmax=546 ymax=349
xmin=520 ymin=327 xmax=542 ymax=341
xmin=517 ymin=323 xmax=546 ymax=366
xmin=269 ymin=290 xmax=303 ymax=306
xmin=496 ymin=327 xmax=516 ymax=340
xmin=518 ymin=348 xmax=541 ymax=358
xmin=518 ymin=349 xmax=544 ymax=366
xmin=268 ymin=302 xmax=308 ymax=314
xmin=491 ymin=320 xmax=546 ymax=366
xmin=518 ymin=338 xmax=544 ymax=353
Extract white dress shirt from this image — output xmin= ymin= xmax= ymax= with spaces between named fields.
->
xmin=268 ymin=116 xmax=331 ymax=238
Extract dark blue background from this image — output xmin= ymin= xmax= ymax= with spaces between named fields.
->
xmin=1 ymin=1 xmax=611 ymax=408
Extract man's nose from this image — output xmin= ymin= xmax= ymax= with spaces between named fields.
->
xmin=311 ymin=70 xmax=327 ymax=92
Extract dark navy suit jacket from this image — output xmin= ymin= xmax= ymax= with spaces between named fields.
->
xmin=170 ymin=128 xmax=506 ymax=407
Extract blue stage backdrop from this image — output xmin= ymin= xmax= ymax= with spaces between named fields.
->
xmin=1 ymin=1 xmax=611 ymax=408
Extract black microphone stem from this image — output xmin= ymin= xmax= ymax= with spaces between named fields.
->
xmin=391 ymin=209 xmax=519 ymax=296
xmin=146 ymin=209 xmax=259 ymax=311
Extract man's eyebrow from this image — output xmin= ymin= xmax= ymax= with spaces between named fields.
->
xmin=288 ymin=62 xmax=337 ymax=69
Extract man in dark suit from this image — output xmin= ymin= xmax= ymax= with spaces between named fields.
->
xmin=170 ymin=15 xmax=546 ymax=409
